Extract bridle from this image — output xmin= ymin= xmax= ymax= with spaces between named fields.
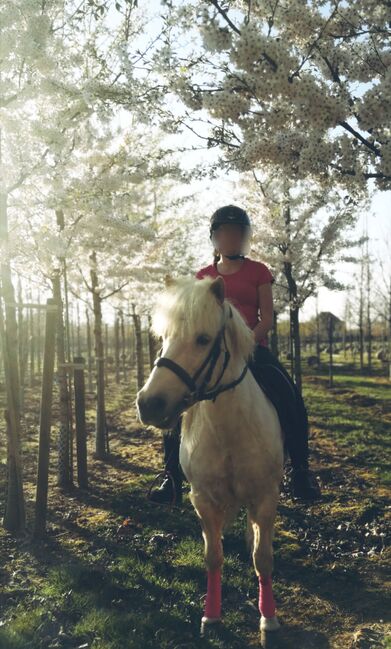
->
xmin=153 ymin=306 xmax=248 ymax=406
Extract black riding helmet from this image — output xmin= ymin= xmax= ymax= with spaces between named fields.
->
xmin=209 ymin=205 xmax=251 ymax=237
xmin=210 ymin=205 xmax=251 ymax=260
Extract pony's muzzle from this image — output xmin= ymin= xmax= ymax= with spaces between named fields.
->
xmin=137 ymin=393 xmax=167 ymax=426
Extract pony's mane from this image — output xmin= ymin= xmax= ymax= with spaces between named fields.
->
xmin=152 ymin=276 xmax=255 ymax=361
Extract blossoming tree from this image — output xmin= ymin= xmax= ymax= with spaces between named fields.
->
xmin=153 ymin=0 xmax=390 ymax=192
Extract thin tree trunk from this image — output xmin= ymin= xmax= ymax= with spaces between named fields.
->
xmin=29 ymin=292 xmax=35 ymax=387
xmin=85 ymin=307 xmax=93 ymax=393
xmin=315 ymin=295 xmax=321 ymax=367
xmin=290 ymin=306 xmax=302 ymax=394
xmin=53 ymin=273 xmax=72 ymax=488
xmin=90 ymin=251 xmax=107 ymax=459
xmin=132 ymin=305 xmax=144 ymax=391
xmin=358 ymin=254 xmax=365 ymax=372
xmin=37 ymin=291 xmax=42 ymax=378
xmin=119 ymin=309 xmax=127 ymax=382
xmin=17 ymin=277 xmax=26 ymax=412
xmin=73 ymin=356 xmax=88 ymax=489
xmin=147 ymin=314 xmax=158 ymax=371
xmin=388 ymin=276 xmax=391 ymax=382
xmin=104 ymin=322 xmax=109 ymax=387
xmin=328 ymin=315 xmax=334 ymax=388
xmin=34 ymin=299 xmax=57 ymax=538
xmin=0 ymin=190 xmax=25 ymax=532
xmin=76 ymin=301 xmax=81 ymax=357
xmin=114 ymin=315 xmax=120 ymax=384
xmin=270 ymin=310 xmax=279 ymax=359
xmin=366 ymin=245 xmax=372 ymax=373
xmin=56 ymin=209 xmax=74 ymax=481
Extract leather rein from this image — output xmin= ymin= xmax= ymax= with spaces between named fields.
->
xmin=153 ymin=307 xmax=248 ymax=406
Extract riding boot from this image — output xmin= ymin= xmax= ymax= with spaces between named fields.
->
xmin=249 ymin=347 xmax=321 ymax=502
xmin=286 ymin=398 xmax=321 ymax=501
xmin=149 ymin=422 xmax=183 ymax=505
xmin=290 ymin=465 xmax=321 ymax=501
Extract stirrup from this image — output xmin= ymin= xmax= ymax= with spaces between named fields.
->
xmin=147 ymin=470 xmax=180 ymax=506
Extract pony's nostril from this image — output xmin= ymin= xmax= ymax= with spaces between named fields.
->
xmin=138 ymin=394 xmax=167 ymax=421
xmin=146 ymin=395 xmax=166 ymax=415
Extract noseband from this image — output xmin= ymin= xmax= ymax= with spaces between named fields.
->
xmin=153 ymin=307 xmax=248 ymax=405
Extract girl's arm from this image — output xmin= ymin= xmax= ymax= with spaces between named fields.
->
xmin=253 ymin=283 xmax=274 ymax=343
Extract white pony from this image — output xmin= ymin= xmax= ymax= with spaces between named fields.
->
xmin=136 ymin=276 xmax=284 ymax=638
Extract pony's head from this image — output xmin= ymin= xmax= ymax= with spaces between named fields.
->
xmin=136 ymin=276 xmax=255 ymax=429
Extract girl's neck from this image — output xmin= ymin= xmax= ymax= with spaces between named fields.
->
xmin=216 ymin=255 xmax=245 ymax=274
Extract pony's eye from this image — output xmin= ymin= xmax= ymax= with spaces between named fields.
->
xmin=196 ymin=333 xmax=211 ymax=346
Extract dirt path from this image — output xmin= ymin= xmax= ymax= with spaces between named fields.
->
xmin=0 ymin=370 xmax=390 ymax=648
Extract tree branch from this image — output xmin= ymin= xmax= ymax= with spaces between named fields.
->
xmin=209 ymin=0 xmax=241 ymax=35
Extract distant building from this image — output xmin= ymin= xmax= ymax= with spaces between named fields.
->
xmin=318 ymin=312 xmax=345 ymax=338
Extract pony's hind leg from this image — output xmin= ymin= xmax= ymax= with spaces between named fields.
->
xmin=191 ymin=496 xmax=225 ymax=634
xmin=248 ymin=492 xmax=281 ymax=633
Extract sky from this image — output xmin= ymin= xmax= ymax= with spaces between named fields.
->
xmin=108 ymin=1 xmax=390 ymax=323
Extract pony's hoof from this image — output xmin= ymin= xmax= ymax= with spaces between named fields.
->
xmin=200 ymin=616 xmax=222 ymax=638
xmin=260 ymin=615 xmax=280 ymax=632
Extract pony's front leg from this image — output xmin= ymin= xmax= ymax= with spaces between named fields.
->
xmin=191 ymin=496 xmax=225 ymax=635
xmin=248 ymin=492 xmax=281 ymax=634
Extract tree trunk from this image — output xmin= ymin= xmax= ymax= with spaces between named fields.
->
xmin=315 ymin=296 xmax=321 ymax=367
xmin=104 ymin=322 xmax=109 ymax=387
xmin=76 ymin=302 xmax=81 ymax=356
xmin=132 ymin=305 xmax=144 ymax=391
xmin=358 ymin=254 xmax=365 ymax=372
xmin=37 ymin=291 xmax=42 ymax=378
xmin=73 ymin=356 xmax=88 ymax=489
xmin=147 ymin=314 xmax=158 ymax=371
xmin=17 ymin=277 xmax=26 ymax=412
xmin=52 ymin=273 xmax=72 ymax=488
xmin=56 ymin=209 xmax=74 ymax=481
xmin=29 ymin=294 xmax=35 ymax=387
xmin=290 ymin=306 xmax=302 ymax=394
xmin=388 ymin=276 xmax=391 ymax=382
xmin=0 ymin=191 xmax=26 ymax=532
xmin=85 ymin=307 xmax=93 ymax=393
xmin=90 ymin=251 xmax=107 ymax=459
xmin=270 ymin=310 xmax=279 ymax=359
xmin=328 ymin=315 xmax=334 ymax=388
xmin=119 ymin=308 xmax=127 ymax=382
xmin=114 ymin=315 xmax=120 ymax=384
xmin=34 ymin=299 xmax=57 ymax=538
xmin=366 ymin=249 xmax=372 ymax=373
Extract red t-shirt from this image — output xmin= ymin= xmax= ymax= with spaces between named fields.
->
xmin=195 ymin=257 xmax=275 ymax=348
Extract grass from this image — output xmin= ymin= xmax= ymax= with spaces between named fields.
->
xmin=0 ymin=360 xmax=390 ymax=648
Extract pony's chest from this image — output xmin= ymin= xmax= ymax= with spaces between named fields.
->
xmin=180 ymin=430 xmax=259 ymax=495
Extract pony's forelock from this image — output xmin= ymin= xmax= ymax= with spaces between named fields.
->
xmin=152 ymin=277 xmax=255 ymax=362
xmin=152 ymin=277 xmax=222 ymax=340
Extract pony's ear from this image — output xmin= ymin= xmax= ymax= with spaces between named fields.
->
xmin=209 ymin=276 xmax=225 ymax=305
xmin=164 ymin=274 xmax=175 ymax=288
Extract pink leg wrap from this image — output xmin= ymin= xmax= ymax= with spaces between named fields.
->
xmin=258 ymin=575 xmax=276 ymax=618
xmin=204 ymin=568 xmax=222 ymax=619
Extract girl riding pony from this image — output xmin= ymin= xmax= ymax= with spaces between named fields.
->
xmin=149 ymin=205 xmax=321 ymax=504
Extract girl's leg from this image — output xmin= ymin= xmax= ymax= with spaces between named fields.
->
xmin=249 ymin=345 xmax=320 ymax=500
xmin=149 ymin=417 xmax=183 ymax=505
